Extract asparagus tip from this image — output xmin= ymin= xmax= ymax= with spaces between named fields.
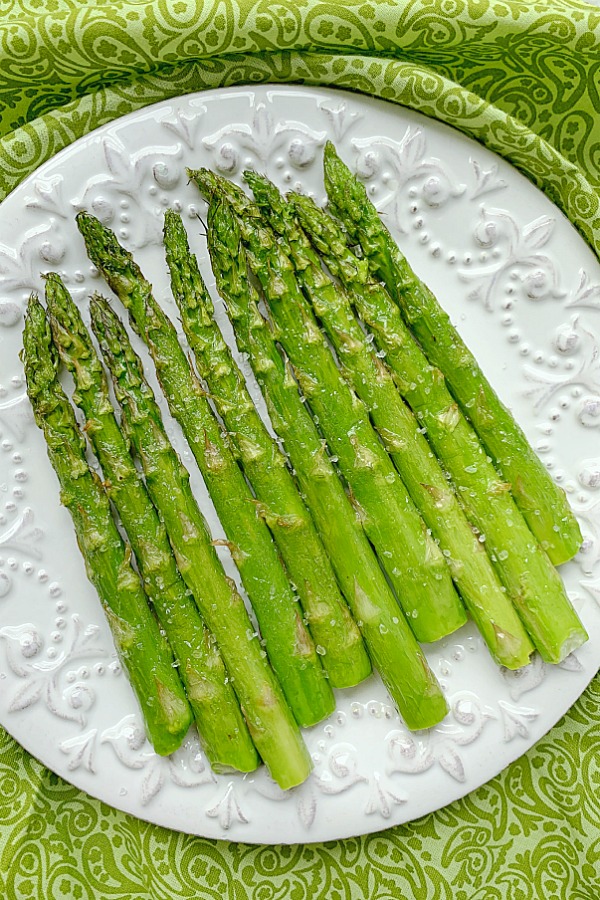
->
xmin=162 ymin=206 xmax=184 ymax=243
xmin=75 ymin=208 xmax=93 ymax=230
xmin=189 ymin=167 xmax=220 ymax=200
xmin=89 ymin=293 xmax=121 ymax=348
xmin=89 ymin=291 xmax=111 ymax=316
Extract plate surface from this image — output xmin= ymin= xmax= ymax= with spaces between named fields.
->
xmin=0 ymin=85 xmax=599 ymax=844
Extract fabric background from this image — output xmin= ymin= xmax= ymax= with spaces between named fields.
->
xmin=0 ymin=1 xmax=599 ymax=897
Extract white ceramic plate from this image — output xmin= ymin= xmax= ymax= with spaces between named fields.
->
xmin=0 ymin=85 xmax=599 ymax=844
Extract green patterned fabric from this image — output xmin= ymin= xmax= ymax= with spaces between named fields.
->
xmin=1 ymin=1 xmax=599 ymax=897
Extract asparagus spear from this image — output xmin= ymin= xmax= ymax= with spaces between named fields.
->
xmin=45 ymin=273 xmax=259 ymax=773
xmin=163 ymin=209 xmax=371 ymax=689
xmin=322 ymin=142 xmax=582 ymax=566
xmin=292 ymin=198 xmax=588 ymax=664
xmin=21 ymin=295 xmax=192 ymax=757
xmin=206 ymin=196 xmax=449 ymax=729
xmin=191 ymin=169 xmax=466 ymax=645
xmin=76 ymin=210 xmax=334 ymax=730
xmin=90 ymin=295 xmax=313 ymax=789
xmin=250 ymin=180 xmax=533 ymax=669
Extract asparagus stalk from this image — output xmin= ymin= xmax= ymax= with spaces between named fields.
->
xmin=90 ymin=295 xmax=313 ymax=789
xmin=45 ymin=273 xmax=259 ymax=773
xmin=76 ymin=210 xmax=334 ymax=730
xmin=163 ymin=209 xmax=371 ymax=689
xmin=191 ymin=169 xmax=466 ymax=645
xmin=322 ymin=142 xmax=582 ymax=566
xmin=206 ymin=196 xmax=449 ymax=729
xmin=251 ymin=181 xmax=533 ymax=669
xmin=21 ymin=295 xmax=192 ymax=757
xmin=292 ymin=198 xmax=588 ymax=664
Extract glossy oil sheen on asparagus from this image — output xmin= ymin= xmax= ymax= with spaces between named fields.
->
xmin=90 ymin=294 xmax=312 ymax=790
xmin=293 ymin=190 xmax=587 ymax=664
xmin=22 ymin=295 xmax=192 ymax=757
xmin=46 ymin=272 xmax=259 ymax=774
xmin=322 ymin=142 xmax=582 ymax=567
xmin=76 ymin=210 xmax=334 ymax=729
xmin=163 ymin=209 xmax=371 ymax=690
xmin=191 ymin=167 xmax=467 ymax=645
xmin=205 ymin=195 xmax=449 ymax=730
xmin=250 ymin=182 xmax=532 ymax=671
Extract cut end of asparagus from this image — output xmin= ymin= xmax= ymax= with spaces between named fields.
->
xmin=490 ymin=622 xmax=534 ymax=671
xmin=545 ymin=623 xmax=589 ymax=665
xmin=153 ymin=676 xmax=196 ymax=755
xmin=406 ymin=691 xmax=449 ymax=733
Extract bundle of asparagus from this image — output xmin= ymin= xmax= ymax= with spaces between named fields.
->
xmin=191 ymin=167 xmax=468 ymax=647
xmin=288 ymin=166 xmax=587 ymax=665
xmin=163 ymin=209 xmax=371 ymax=691
xmin=45 ymin=272 xmax=259 ymax=774
xmin=188 ymin=152 xmax=585 ymax=667
xmin=22 ymin=138 xmax=587 ymax=793
xmin=321 ymin=142 xmax=582 ymax=566
xmin=76 ymin=210 xmax=335 ymax=731
xmin=21 ymin=296 xmax=193 ymax=758
xmin=202 ymin=197 xmax=449 ymax=730
xmin=89 ymin=295 xmax=312 ymax=789
xmin=25 ymin=279 xmax=311 ymax=786
xmin=245 ymin=173 xmax=533 ymax=671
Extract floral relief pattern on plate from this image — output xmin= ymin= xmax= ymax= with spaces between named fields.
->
xmin=0 ymin=85 xmax=599 ymax=843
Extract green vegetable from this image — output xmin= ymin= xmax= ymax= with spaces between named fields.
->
xmin=267 ymin=185 xmax=531 ymax=669
xmin=205 ymin=195 xmax=449 ymax=729
xmin=46 ymin=272 xmax=259 ymax=773
xmin=90 ymin=295 xmax=313 ymax=789
xmin=322 ymin=142 xmax=582 ymax=567
xmin=21 ymin=295 xmax=192 ymax=757
xmin=190 ymin=168 xmax=466 ymax=645
xmin=293 ymin=195 xmax=587 ymax=664
xmin=76 ymin=209 xmax=334 ymax=730
xmin=163 ymin=209 xmax=371 ymax=689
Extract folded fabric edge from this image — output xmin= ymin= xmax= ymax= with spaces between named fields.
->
xmin=0 ymin=51 xmax=598 ymax=260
